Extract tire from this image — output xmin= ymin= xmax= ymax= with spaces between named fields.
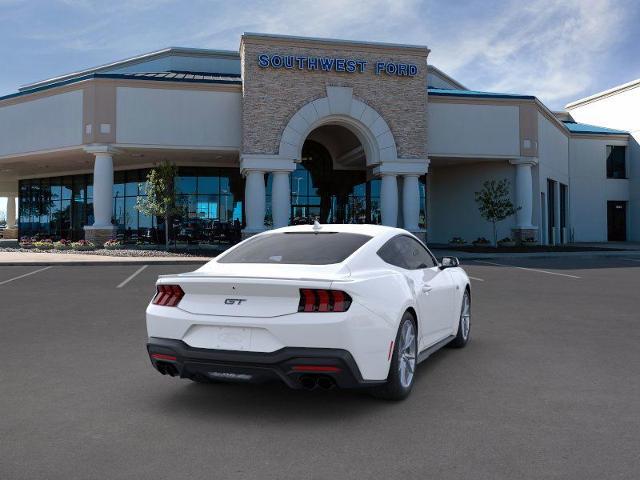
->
xmin=449 ymin=288 xmax=471 ymax=348
xmin=371 ymin=311 xmax=418 ymax=401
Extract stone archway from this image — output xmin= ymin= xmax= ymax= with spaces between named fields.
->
xmin=240 ymin=86 xmax=428 ymax=236
xmin=278 ymin=86 xmax=398 ymax=166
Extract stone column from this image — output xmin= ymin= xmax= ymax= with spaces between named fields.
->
xmin=271 ymin=171 xmax=290 ymax=229
xmin=510 ymin=157 xmax=538 ymax=242
xmin=2 ymin=195 xmax=18 ymax=240
xmin=83 ymin=146 xmax=117 ymax=245
xmin=6 ymin=195 xmax=16 ymax=228
xmin=380 ymin=174 xmax=398 ymax=227
xmin=244 ymin=170 xmax=266 ymax=235
xmin=402 ymin=174 xmax=420 ymax=232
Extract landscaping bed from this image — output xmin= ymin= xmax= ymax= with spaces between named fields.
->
xmin=442 ymin=245 xmax=622 ymax=253
xmin=0 ymin=247 xmax=203 ymax=257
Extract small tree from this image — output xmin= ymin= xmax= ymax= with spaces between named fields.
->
xmin=136 ymin=161 xmax=182 ymax=250
xmin=474 ymin=179 xmax=519 ymax=246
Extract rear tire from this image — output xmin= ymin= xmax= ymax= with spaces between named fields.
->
xmin=371 ymin=312 xmax=417 ymax=401
xmin=449 ymin=289 xmax=471 ymax=348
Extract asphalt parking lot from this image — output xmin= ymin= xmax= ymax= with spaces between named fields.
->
xmin=1 ymin=256 xmax=639 ymax=479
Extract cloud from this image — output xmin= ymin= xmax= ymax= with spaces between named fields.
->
xmin=426 ymin=0 xmax=630 ymax=108
xmin=0 ymin=0 xmax=637 ymax=109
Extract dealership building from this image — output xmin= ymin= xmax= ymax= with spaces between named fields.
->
xmin=0 ymin=33 xmax=637 ymax=246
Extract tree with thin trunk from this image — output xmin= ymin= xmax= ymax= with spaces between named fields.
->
xmin=474 ymin=179 xmax=519 ymax=246
xmin=136 ymin=161 xmax=182 ymax=250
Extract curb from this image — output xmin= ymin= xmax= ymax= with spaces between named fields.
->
xmin=447 ymin=252 xmax=640 ymax=261
xmin=0 ymin=260 xmax=210 ymax=266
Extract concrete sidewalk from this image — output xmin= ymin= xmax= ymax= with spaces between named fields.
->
xmin=0 ymin=251 xmax=211 ymax=266
xmin=431 ymin=248 xmax=640 ymax=261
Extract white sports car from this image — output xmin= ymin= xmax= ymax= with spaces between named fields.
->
xmin=146 ymin=223 xmax=471 ymax=400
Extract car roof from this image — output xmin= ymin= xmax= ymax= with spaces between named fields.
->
xmin=267 ymin=223 xmax=407 ymax=237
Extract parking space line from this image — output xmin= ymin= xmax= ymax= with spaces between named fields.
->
xmin=468 ymin=276 xmax=485 ymax=282
xmin=0 ymin=266 xmax=52 ymax=286
xmin=473 ymin=260 xmax=581 ymax=278
xmin=116 ymin=265 xmax=148 ymax=289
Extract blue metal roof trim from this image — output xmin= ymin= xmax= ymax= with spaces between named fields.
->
xmin=562 ymin=121 xmax=628 ymax=135
xmin=0 ymin=72 xmax=242 ymax=102
xmin=428 ymin=87 xmax=535 ymax=100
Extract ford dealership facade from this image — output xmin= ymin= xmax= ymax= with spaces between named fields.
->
xmin=0 ymin=33 xmax=636 ymax=246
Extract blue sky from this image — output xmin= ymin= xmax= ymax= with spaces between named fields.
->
xmin=1 ymin=0 xmax=640 ymax=215
xmin=1 ymin=0 xmax=639 ymax=109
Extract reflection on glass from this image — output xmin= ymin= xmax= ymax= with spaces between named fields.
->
xmin=175 ymin=175 xmax=197 ymax=195
xmin=18 ymin=167 xmax=244 ymax=245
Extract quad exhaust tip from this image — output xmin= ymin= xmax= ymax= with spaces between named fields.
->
xmin=299 ymin=375 xmax=336 ymax=390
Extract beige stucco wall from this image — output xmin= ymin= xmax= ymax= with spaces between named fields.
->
xmin=0 ymin=90 xmax=83 ymax=157
xmin=240 ymin=35 xmax=428 ymax=160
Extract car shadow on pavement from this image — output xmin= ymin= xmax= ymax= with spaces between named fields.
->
xmin=147 ymin=347 xmax=455 ymax=424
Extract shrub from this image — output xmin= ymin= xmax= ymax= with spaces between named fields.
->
xmin=33 ymin=239 xmax=54 ymax=250
xmin=54 ymin=239 xmax=73 ymax=250
xmin=19 ymin=236 xmax=34 ymax=249
xmin=103 ymin=239 xmax=123 ymax=250
xmin=449 ymin=237 xmax=466 ymax=245
xmin=71 ymin=240 xmax=96 ymax=251
xmin=472 ymin=237 xmax=491 ymax=246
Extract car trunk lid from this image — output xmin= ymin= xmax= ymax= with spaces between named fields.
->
xmin=160 ymin=263 xmax=350 ymax=318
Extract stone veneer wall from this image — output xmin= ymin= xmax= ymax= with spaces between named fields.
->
xmin=240 ymin=36 xmax=429 ymax=160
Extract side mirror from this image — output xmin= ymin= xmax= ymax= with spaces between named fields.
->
xmin=440 ymin=256 xmax=460 ymax=269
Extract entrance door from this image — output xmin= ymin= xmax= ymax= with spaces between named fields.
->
xmin=607 ymin=201 xmax=627 ymax=241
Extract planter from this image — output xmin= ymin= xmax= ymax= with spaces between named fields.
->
xmin=498 ymin=241 xmax=516 ymax=247
xmin=448 ymin=243 xmax=468 ymax=248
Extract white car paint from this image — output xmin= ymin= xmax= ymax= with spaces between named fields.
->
xmin=146 ymin=224 xmax=470 ymax=382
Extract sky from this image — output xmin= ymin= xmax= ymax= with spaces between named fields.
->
xmin=1 ymin=0 xmax=640 ymax=215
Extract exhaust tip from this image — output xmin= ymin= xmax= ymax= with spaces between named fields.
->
xmin=299 ymin=375 xmax=318 ymax=390
xmin=317 ymin=376 xmax=335 ymax=390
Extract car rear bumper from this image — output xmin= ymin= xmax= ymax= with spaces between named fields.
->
xmin=147 ymin=337 xmax=385 ymax=390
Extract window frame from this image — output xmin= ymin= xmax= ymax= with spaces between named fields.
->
xmin=606 ymin=145 xmax=627 ymax=179
xmin=376 ymin=234 xmax=438 ymax=270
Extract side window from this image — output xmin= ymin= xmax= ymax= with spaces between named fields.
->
xmin=378 ymin=235 xmax=437 ymax=270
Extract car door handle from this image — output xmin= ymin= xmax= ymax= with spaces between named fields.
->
xmin=422 ymin=284 xmax=433 ymax=293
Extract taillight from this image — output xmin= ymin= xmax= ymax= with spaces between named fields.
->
xmin=152 ymin=284 xmax=184 ymax=307
xmin=298 ymin=289 xmax=352 ymax=312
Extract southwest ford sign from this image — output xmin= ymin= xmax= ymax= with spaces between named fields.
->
xmin=257 ymin=54 xmax=418 ymax=77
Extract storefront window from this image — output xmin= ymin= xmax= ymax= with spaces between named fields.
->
xmin=18 ymin=167 xmax=244 ymax=246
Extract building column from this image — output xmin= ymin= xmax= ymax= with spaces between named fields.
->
xmin=380 ymin=174 xmax=398 ymax=227
xmin=402 ymin=174 xmax=420 ymax=232
xmin=83 ymin=146 xmax=117 ymax=245
xmin=243 ymin=170 xmax=266 ymax=234
xmin=510 ymin=157 xmax=538 ymax=242
xmin=6 ymin=195 xmax=16 ymax=229
xmin=2 ymin=194 xmax=18 ymax=240
xmin=271 ymin=171 xmax=290 ymax=229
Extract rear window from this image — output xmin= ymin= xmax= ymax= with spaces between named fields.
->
xmin=217 ymin=232 xmax=372 ymax=265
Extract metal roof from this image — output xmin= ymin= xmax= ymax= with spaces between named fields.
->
xmin=19 ymin=47 xmax=240 ymax=92
xmin=428 ymin=87 xmax=535 ymax=100
xmin=0 ymin=71 xmax=241 ymax=103
xmin=562 ymin=121 xmax=628 ymax=135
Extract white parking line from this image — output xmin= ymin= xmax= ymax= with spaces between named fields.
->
xmin=468 ymin=276 xmax=485 ymax=282
xmin=473 ymin=260 xmax=581 ymax=279
xmin=116 ymin=265 xmax=148 ymax=289
xmin=0 ymin=266 xmax=52 ymax=286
